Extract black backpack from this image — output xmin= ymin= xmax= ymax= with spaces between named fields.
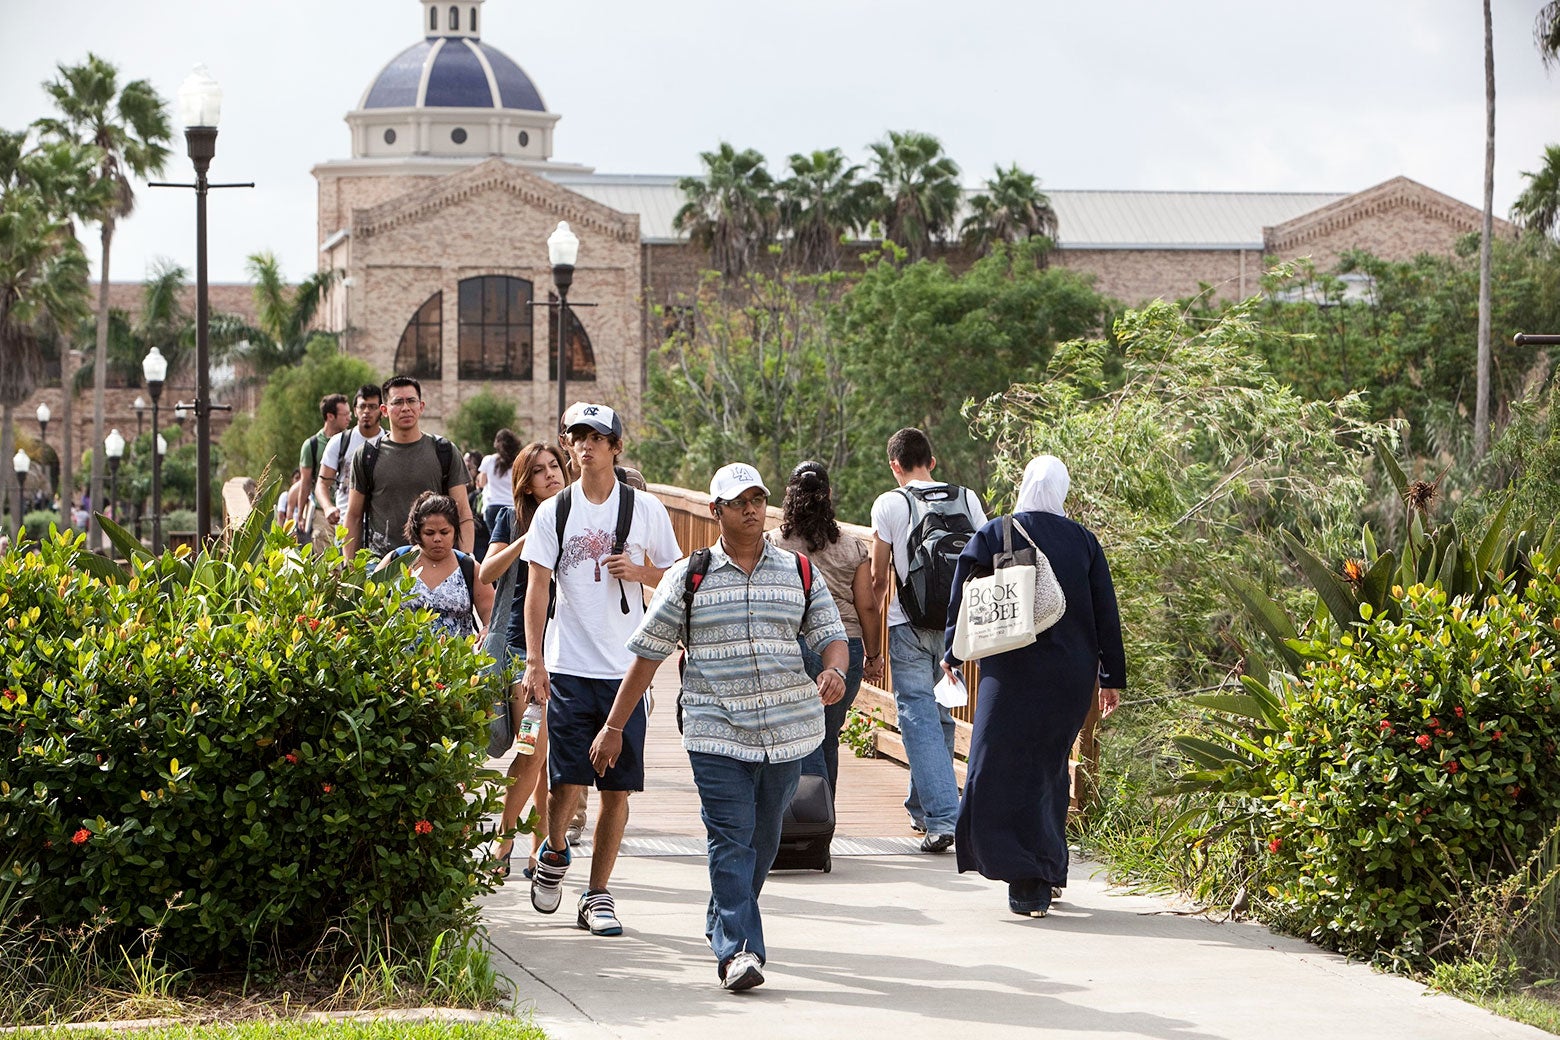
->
xmin=676 ymin=546 xmax=814 ymax=733
xmin=549 ymin=481 xmax=636 ymax=617
xmin=895 ymin=484 xmax=976 ymax=630
xmin=357 ymin=434 xmax=460 ymax=544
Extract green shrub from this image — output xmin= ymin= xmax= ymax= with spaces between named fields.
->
xmin=1259 ymin=570 xmax=1560 ymax=964
xmin=165 ymin=508 xmax=197 ymax=533
xmin=22 ymin=511 xmax=62 ymax=542
xmin=0 ymin=522 xmax=501 ymax=969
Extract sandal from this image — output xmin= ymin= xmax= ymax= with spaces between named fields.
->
xmin=493 ymin=841 xmax=514 ymax=879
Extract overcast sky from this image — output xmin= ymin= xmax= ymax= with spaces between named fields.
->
xmin=2 ymin=0 xmax=1556 ymax=284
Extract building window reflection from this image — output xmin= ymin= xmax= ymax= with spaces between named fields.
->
xmin=458 ymin=275 xmax=533 ymax=380
xmin=395 ymin=292 xmax=443 ymax=380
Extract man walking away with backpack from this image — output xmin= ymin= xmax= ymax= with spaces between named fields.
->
xmin=344 ymin=375 xmax=474 ymax=558
xmin=589 ymin=463 xmax=847 ymax=991
xmin=870 ymin=428 xmax=987 ymax=853
xmin=314 ymin=383 xmax=384 ymax=545
xmin=519 ymin=402 xmax=680 ymax=936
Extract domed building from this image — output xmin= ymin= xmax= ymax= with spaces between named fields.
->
xmin=313 ymin=0 xmax=651 ymax=438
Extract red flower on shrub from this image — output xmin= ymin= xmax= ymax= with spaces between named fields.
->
xmin=1429 ymin=718 xmax=1441 ymax=728
xmin=322 ymin=783 xmax=333 ymax=794
xmin=434 ymin=682 xmax=447 ymax=690
xmin=284 ymin=752 xmax=299 ymax=765
xmin=1379 ymin=719 xmax=1393 ymax=732
xmin=1446 ymin=761 xmax=1460 ymax=774
xmin=1415 ymin=734 xmax=1432 ymax=749
xmin=1268 ymin=838 xmax=1281 ymax=853
xmin=1454 ymin=706 xmax=1465 ymax=718
xmin=1 ymin=689 xmax=13 ymax=703
xmin=1493 ymin=731 xmax=1504 ymax=741
xmin=295 ymin=614 xmax=307 ymax=626
xmin=71 ymin=828 xmax=91 ymax=845
xmin=306 ymin=617 xmax=321 ymax=632
xmin=414 ymin=819 xmax=433 ymax=835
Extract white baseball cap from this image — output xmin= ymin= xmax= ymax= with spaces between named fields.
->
xmin=709 ymin=463 xmax=769 ymax=502
xmin=561 ymin=401 xmax=622 ymax=438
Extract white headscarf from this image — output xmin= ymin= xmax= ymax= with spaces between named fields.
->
xmin=1016 ymin=455 xmax=1070 ymax=516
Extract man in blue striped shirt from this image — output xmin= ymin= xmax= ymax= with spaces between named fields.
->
xmin=590 ymin=463 xmax=848 ymax=992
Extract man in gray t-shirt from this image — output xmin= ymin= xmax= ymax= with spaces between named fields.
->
xmin=343 ymin=376 xmax=474 ymax=557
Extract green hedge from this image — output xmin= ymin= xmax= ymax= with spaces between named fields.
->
xmin=0 ymin=525 xmax=501 ymax=968
xmin=1258 ymin=556 xmax=1560 ymax=963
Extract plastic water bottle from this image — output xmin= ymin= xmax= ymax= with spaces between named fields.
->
xmin=516 ymin=703 xmax=543 ymax=756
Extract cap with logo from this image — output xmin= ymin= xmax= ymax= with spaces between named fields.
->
xmin=709 ymin=463 xmax=769 ymax=502
xmin=561 ymin=401 xmax=623 ymax=438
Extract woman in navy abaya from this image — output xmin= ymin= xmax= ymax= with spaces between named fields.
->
xmin=941 ymin=455 xmax=1125 ymax=918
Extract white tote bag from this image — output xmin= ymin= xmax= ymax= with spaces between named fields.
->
xmin=952 ymin=559 xmax=1037 ymax=661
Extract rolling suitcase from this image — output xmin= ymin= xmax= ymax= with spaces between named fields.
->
xmin=769 ymin=772 xmax=835 ymax=873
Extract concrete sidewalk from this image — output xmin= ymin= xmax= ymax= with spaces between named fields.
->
xmin=481 ymin=848 xmax=1549 ymax=1040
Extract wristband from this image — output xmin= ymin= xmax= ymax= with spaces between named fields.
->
xmin=828 ymin=666 xmax=847 ymax=683
xmin=604 ymin=724 xmax=624 ymax=733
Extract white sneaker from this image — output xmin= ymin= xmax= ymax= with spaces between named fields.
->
xmin=576 ymin=889 xmax=623 ymax=936
xmin=529 ymin=839 xmax=569 ymax=914
xmin=721 ymin=951 xmax=765 ymax=992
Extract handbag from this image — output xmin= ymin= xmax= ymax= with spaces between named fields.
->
xmin=1001 ymin=514 xmax=1066 ymax=634
xmin=951 ymin=515 xmax=1067 ymax=661
xmin=953 ymin=518 xmax=1039 ymax=660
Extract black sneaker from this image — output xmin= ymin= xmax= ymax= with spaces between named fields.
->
xmin=909 ymin=819 xmax=927 ymax=836
xmin=919 ymin=833 xmax=954 ymax=854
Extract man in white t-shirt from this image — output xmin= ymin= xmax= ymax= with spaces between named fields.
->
xmin=313 ymin=383 xmax=384 ymax=539
xmin=870 ymin=427 xmax=987 ymax=853
xmin=519 ymin=402 xmax=680 ymax=935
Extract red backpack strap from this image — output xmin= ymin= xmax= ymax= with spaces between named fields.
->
xmin=794 ymin=552 xmax=813 ymax=595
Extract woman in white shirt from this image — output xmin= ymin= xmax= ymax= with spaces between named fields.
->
xmin=478 ymin=428 xmax=520 ymax=535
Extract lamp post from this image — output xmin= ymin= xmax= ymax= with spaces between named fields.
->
xmin=526 ymin=222 xmax=594 ymax=433
xmin=150 ymin=65 xmax=247 ymax=545
xmin=174 ymin=403 xmax=188 ymax=431
xmin=133 ymin=396 xmax=146 ymax=440
xmin=35 ymin=402 xmax=51 ymax=504
xmin=143 ymin=347 xmax=168 ymax=553
xmin=104 ymin=429 xmax=125 ymax=544
xmin=12 ymin=450 xmax=29 ymax=541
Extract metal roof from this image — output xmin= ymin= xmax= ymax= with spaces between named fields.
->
xmin=542 ymin=172 xmax=1348 ymax=250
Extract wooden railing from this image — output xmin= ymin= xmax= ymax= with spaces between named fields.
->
xmin=647 ymin=483 xmax=1100 ymax=814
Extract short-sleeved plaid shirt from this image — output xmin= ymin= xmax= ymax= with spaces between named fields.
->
xmin=627 ymin=539 xmax=846 ymax=762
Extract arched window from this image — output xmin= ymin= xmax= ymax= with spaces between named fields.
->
xmin=459 ymin=275 xmax=533 ymax=380
xmin=449 ymin=5 xmax=459 ymax=30
xmin=395 ymin=292 xmax=443 ymax=380
xmin=547 ymin=292 xmax=597 ymax=382
xmin=470 ymin=6 xmax=477 ymax=32
xmin=429 ymin=5 xmax=437 ymax=30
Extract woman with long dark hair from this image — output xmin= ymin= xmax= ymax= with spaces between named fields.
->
xmin=480 ymin=442 xmax=569 ymax=878
xmin=767 ymin=460 xmax=883 ymax=796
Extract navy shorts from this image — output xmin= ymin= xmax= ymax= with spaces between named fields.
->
xmin=546 ymin=672 xmax=647 ymax=792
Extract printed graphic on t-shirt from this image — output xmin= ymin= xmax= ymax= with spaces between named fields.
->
xmin=558 ymin=527 xmax=616 ymax=581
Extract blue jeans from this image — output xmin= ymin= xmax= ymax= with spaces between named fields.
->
xmin=888 ymin=623 xmax=959 ymax=835
xmin=798 ymin=637 xmax=864 ymax=795
xmin=688 ymin=751 xmax=802 ymax=972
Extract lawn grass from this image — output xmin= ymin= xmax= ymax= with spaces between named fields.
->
xmin=22 ymin=1018 xmax=546 ymax=1040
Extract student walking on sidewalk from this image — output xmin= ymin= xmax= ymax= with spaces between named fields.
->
xmin=591 ymin=463 xmax=848 ymax=992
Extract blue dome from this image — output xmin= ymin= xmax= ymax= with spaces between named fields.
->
xmin=362 ymin=38 xmax=545 ymax=111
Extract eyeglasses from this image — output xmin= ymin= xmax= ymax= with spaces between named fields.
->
xmin=721 ymin=492 xmax=768 ymax=511
xmin=387 ymin=397 xmax=421 ymax=409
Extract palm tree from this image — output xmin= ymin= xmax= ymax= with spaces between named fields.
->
xmin=243 ymin=251 xmax=339 ymax=374
xmin=36 ymin=53 xmax=171 ymax=549
xmin=674 ymin=143 xmax=777 ymax=279
xmin=867 ymin=130 xmax=962 ymax=261
xmin=0 ymin=132 xmax=95 ymax=534
xmin=961 ymin=163 xmax=1060 ymax=262
xmin=776 ymin=149 xmax=874 ymax=273
xmin=72 ymin=260 xmax=199 ymax=392
xmin=1512 ymin=144 xmax=1560 ymax=240
xmin=1538 ymin=2 xmax=1560 ymax=67
xmin=1474 ymin=0 xmax=1495 ymax=460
